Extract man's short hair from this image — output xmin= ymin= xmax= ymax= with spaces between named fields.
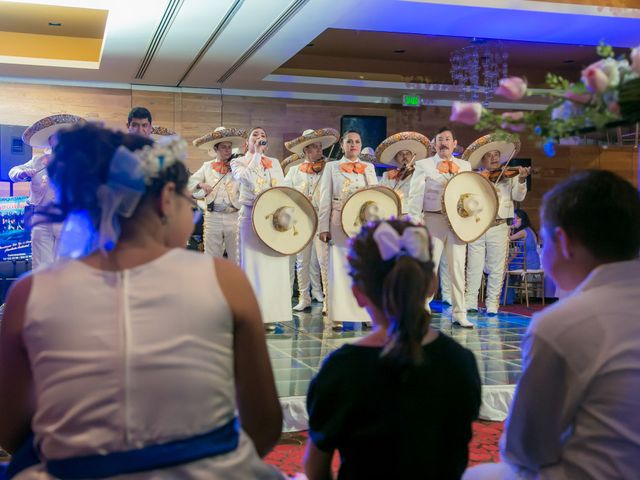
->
xmin=542 ymin=170 xmax=640 ymax=261
xmin=127 ymin=107 xmax=152 ymax=125
xmin=435 ymin=126 xmax=456 ymax=140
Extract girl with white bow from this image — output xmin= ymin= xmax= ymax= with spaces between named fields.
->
xmin=304 ymin=219 xmax=481 ymax=480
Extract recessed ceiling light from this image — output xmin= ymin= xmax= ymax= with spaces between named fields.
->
xmin=48 ymin=22 xmax=63 ymax=27
xmin=359 ymin=75 xmax=365 ymax=79
xmin=393 ymin=49 xmax=406 ymax=54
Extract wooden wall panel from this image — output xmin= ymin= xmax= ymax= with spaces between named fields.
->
xmin=0 ymin=81 xmax=637 ymax=228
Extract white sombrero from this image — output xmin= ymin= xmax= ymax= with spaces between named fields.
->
xmin=150 ymin=126 xmax=177 ymax=140
xmin=341 ymin=186 xmax=401 ymax=238
xmin=462 ymin=133 xmax=521 ymax=170
xmin=375 ymin=131 xmax=430 ymax=166
xmin=252 ymin=186 xmax=318 ymax=255
xmin=359 ymin=147 xmax=377 ymax=163
xmin=442 ymin=171 xmax=499 ymax=243
xmin=282 ymin=153 xmax=303 ymax=176
xmin=193 ymin=127 xmax=247 ymax=157
xmin=285 ymin=128 xmax=339 ymax=156
xmin=22 ymin=114 xmax=85 ymax=148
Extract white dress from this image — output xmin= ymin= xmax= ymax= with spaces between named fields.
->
xmin=318 ymin=157 xmax=378 ymax=323
xmin=231 ymin=152 xmax=291 ymax=324
xmin=17 ymin=249 xmax=283 ymax=479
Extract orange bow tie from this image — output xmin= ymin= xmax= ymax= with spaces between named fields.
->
xmin=211 ymin=161 xmax=230 ymax=174
xmin=261 ymin=156 xmax=273 ymax=170
xmin=387 ymin=166 xmax=414 ymax=181
xmin=300 ymin=160 xmax=325 ymax=174
xmin=340 ymin=161 xmax=366 ymax=175
xmin=437 ymin=160 xmax=460 ymax=174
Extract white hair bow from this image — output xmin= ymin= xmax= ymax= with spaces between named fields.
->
xmin=372 ymin=222 xmax=431 ymax=262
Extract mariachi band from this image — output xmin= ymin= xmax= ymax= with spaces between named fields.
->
xmin=14 ymin=113 xmax=530 ymax=331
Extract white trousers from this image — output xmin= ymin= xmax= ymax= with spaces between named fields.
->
xmin=295 ymin=236 xmax=325 ymax=301
xmin=465 ymin=222 xmax=509 ymax=311
xmin=424 ymin=212 xmax=467 ymax=322
xmin=439 ymin=254 xmax=451 ymax=303
xmin=31 ymin=222 xmax=62 ymax=270
xmin=203 ymin=211 xmax=239 ymax=264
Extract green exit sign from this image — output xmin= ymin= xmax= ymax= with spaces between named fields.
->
xmin=402 ymin=94 xmax=422 ymax=107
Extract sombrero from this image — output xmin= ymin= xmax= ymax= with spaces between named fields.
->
xmin=285 ymin=128 xmax=339 ymax=156
xmin=442 ymin=171 xmax=499 ymax=243
xmin=341 ymin=186 xmax=401 ymax=238
xmin=22 ymin=114 xmax=85 ymax=148
xmin=150 ymin=126 xmax=176 ymax=140
xmin=282 ymin=153 xmax=303 ymax=176
xmin=252 ymin=186 xmax=318 ymax=255
xmin=375 ymin=131 xmax=430 ymax=166
xmin=359 ymin=147 xmax=377 ymax=163
xmin=193 ymin=127 xmax=247 ymax=157
xmin=462 ymin=133 xmax=521 ymax=170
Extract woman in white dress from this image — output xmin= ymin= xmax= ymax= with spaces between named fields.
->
xmin=231 ymin=127 xmax=291 ymax=331
xmin=0 ymin=124 xmax=284 ymax=479
xmin=318 ymin=131 xmax=378 ymax=330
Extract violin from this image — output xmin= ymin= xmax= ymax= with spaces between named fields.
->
xmin=482 ymin=166 xmax=538 ymax=182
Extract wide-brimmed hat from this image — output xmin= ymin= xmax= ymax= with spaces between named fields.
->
xmin=282 ymin=153 xmax=303 ymax=175
xmin=341 ymin=186 xmax=401 ymax=237
xmin=358 ymin=147 xmax=377 ymax=163
xmin=22 ymin=114 xmax=85 ymax=148
xmin=375 ymin=131 xmax=430 ymax=166
xmin=150 ymin=126 xmax=177 ymax=141
xmin=252 ymin=186 xmax=318 ymax=255
xmin=462 ymin=133 xmax=521 ymax=170
xmin=442 ymin=171 xmax=499 ymax=243
xmin=285 ymin=128 xmax=339 ymax=156
xmin=193 ymin=127 xmax=247 ymax=156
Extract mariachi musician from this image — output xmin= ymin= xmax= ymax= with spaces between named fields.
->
xmin=188 ymin=127 xmax=246 ymax=263
xmin=462 ymin=133 xmax=530 ymax=315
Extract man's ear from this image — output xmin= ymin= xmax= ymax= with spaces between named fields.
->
xmin=351 ymin=283 xmax=369 ymax=308
xmin=555 ymin=226 xmax=573 ymax=260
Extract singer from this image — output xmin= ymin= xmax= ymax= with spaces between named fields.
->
xmin=189 ymin=126 xmax=247 ymax=262
xmin=231 ymin=127 xmax=292 ymax=330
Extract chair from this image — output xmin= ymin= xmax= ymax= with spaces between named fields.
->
xmin=503 ymin=239 xmax=545 ymax=307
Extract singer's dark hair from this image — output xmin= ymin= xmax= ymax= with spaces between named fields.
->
xmin=348 ymin=219 xmax=435 ymax=368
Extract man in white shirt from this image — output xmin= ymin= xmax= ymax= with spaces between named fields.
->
xmin=189 ymin=127 xmax=245 ymax=262
xmin=9 ymin=114 xmax=84 ymax=269
xmin=407 ymin=127 xmax=473 ymax=327
xmin=463 ymin=134 xmax=529 ymax=315
xmin=464 ymin=170 xmax=640 ymax=480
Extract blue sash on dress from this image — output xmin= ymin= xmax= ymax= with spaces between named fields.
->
xmin=5 ymin=417 xmax=239 ymax=479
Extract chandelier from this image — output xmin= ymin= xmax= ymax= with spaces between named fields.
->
xmin=450 ymin=39 xmax=508 ymax=106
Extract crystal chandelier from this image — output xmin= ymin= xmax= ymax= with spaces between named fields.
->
xmin=450 ymin=39 xmax=508 ymax=106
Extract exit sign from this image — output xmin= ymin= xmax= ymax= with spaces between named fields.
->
xmin=402 ymin=94 xmax=422 ymax=107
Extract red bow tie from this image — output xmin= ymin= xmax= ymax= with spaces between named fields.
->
xmin=261 ymin=156 xmax=273 ymax=170
xmin=211 ymin=161 xmax=230 ymax=174
xmin=437 ymin=160 xmax=459 ymax=174
xmin=300 ymin=160 xmax=325 ymax=174
xmin=340 ymin=161 xmax=366 ymax=175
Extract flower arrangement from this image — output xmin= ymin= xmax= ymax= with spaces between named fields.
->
xmin=450 ymin=44 xmax=640 ymax=156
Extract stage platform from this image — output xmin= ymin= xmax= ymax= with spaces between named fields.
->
xmin=267 ymin=301 xmax=530 ymax=432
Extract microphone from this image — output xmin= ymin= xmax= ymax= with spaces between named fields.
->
xmin=258 ymin=140 xmax=268 ymax=146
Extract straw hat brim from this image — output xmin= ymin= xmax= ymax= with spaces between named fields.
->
xmin=193 ymin=128 xmax=247 ymax=152
xmin=442 ymin=172 xmax=499 ymax=243
xmin=285 ymin=128 xmax=339 ymax=156
xmin=462 ymin=133 xmax=521 ymax=170
xmin=341 ymin=186 xmax=401 ymax=238
xmin=150 ymin=126 xmax=176 ymax=140
xmin=22 ymin=114 xmax=85 ymax=148
xmin=282 ymin=153 xmax=303 ymax=175
xmin=375 ymin=132 xmax=430 ymax=166
xmin=252 ymin=186 xmax=318 ymax=255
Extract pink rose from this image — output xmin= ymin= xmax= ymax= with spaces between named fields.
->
xmin=501 ymin=111 xmax=526 ymax=132
xmin=581 ymin=58 xmax=619 ymax=93
xmin=631 ymin=47 xmax=640 ymax=74
xmin=564 ymin=91 xmax=592 ymax=105
xmin=495 ymin=77 xmax=527 ymax=100
xmin=450 ymin=101 xmax=482 ymax=125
